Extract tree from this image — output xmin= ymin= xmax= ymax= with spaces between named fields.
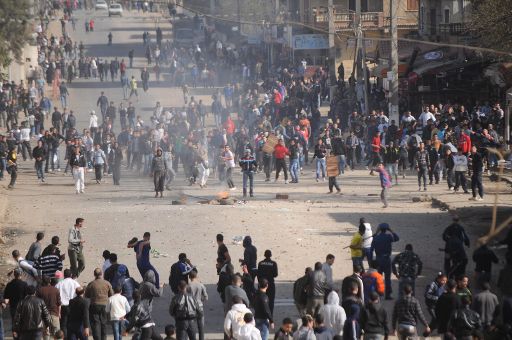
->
xmin=0 ymin=0 xmax=33 ymax=68
xmin=470 ymin=0 xmax=512 ymax=53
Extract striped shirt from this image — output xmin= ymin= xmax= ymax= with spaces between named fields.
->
xmin=34 ymin=254 xmax=63 ymax=278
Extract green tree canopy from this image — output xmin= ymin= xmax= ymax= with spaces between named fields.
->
xmin=470 ymin=0 xmax=512 ymax=53
xmin=0 ymin=0 xmax=32 ymax=68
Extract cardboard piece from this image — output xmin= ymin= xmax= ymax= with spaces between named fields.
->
xmin=326 ymin=156 xmax=340 ymax=177
xmin=262 ymin=134 xmax=279 ymax=154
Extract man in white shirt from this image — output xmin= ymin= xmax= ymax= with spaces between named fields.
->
xmin=56 ymin=268 xmax=81 ymax=337
xmin=106 ymin=286 xmax=131 ymax=340
xmin=401 ymin=111 xmax=416 ymax=125
xmin=418 ymin=107 xmax=436 ymax=127
xmin=20 ymin=124 xmax=32 ymax=161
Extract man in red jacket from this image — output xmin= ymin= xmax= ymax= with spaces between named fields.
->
xmin=458 ymin=130 xmax=471 ymax=155
xmin=274 ymin=138 xmax=290 ymax=183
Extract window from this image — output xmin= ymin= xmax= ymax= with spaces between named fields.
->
xmin=349 ymin=0 xmax=383 ymax=12
xmin=407 ymin=0 xmax=419 ymax=11
xmin=368 ymin=0 xmax=383 ymax=12
xmin=444 ymin=8 xmax=450 ymax=23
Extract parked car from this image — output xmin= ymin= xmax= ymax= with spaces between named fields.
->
xmin=95 ymin=0 xmax=108 ymax=10
xmin=108 ymin=3 xmax=123 ymax=16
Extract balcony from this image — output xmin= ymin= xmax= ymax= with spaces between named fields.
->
xmin=438 ymin=23 xmax=467 ymax=36
xmin=312 ymin=11 xmax=384 ymax=31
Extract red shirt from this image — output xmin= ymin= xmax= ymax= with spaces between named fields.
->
xmin=274 ymin=144 xmax=289 ymax=159
xmin=458 ymin=133 xmax=471 ymax=154
xmin=372 ymin=136 xmax=381 ymax=152
xmin=224 ymin=118 xmax=235 ymax=135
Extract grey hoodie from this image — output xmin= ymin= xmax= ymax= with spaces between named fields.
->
xmin=139 ymin=270 xmax=162 ymax=302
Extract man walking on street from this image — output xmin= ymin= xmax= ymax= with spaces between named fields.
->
xmin=68 ymin=217 xmax=85 ymax=277
xmin=239 ymin=149 xmax=257 ymax=198
xmin=85 ymin=268 xmax=114 ymax=340
xmin=253 ymin=279 xmax=274 ymax=340
xmin=257 ymin=250 xmax=278 ymax=314
xmin=371 ymin=223 xmax=399 ymax=300
xmin=169 ymin=281 xmax=203 ymax=340
xmin=33 ymin=140 xmax=46 ymax=182
xmin=12 ymin=285 xmax=53 ymax=340
xmin=375 ymin=163 xmax=392 ymax=208
xmin=391 ymin=284 xmax=430 ymax=339
xmin=392 ymin=244 xmax=423 ymax=298
xmin=415 ymin=142 xmax=430 ymax=191
xmin=469 ymin=145 xmax=484 ymax=201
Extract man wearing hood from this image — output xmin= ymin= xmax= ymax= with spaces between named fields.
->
xmin=224 ymin=295 xmax=252 ymax=339
xmin=140 ymin=270 xmax=163 ymax=303
xmin=241 ymin=236 xmax=257 ymax=279
xmin=237 ymin=313 xmax=262 ymax=340
xmin=360 ymin=291 xmax=389 ymax=339
xmin=318 ymin=291 xmax=346 ymax=336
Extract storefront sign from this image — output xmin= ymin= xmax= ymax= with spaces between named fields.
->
xmin=292 ymin=34 xmax=329 ymax=50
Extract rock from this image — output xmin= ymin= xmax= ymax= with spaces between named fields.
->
xmin=412 ymin=197 xmax=422 ymax=203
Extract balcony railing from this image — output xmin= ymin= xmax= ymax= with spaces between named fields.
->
xmin=438 ymin=23 xmax=467 ymax=35
xmin=312 ymin=11 xmax=384 ymax=31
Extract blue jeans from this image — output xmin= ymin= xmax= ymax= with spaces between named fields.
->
xmin=35 ymin=160 xmax=44 ymax=179
xmin=316 ymin=158 xmax=326 ymax=179
xmin=289 ymin=159 xmax=299 ymax=182
xmin=60 ymin=95 xmax=67 ymax=108
xmin=242 ymin=171 xmax=254 ymax=195
xmin=0 ymin=315 xmax=3 ymax=340
xmin=363 ymin=247 xmax=372 ymax=262
xmin=111 ymin=320 xmax=123 ymax=340
xmin=339 ymin=155 xmax=346 ymax=174
xmin=255 ymin=319 xmax=269 ymax=340
xmin=50 ymin=149 xmax=60 ymax=170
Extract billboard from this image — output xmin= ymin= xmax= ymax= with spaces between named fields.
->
xmin=292 ymin=34 xmax=329 ymax=50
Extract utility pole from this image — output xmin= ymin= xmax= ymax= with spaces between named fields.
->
xmin=328 ymin=0 xmax=337 ymax=91
xmin=389 ymin=0 xmax=399 ymax=122
xmin=354 ymin=0 xmax=369 ymax=115
xmin=210 ymin=0 xmax=215 ymax=15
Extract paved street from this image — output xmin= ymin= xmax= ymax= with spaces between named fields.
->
xmin=1 ymin=6 xmax=511 ymax=340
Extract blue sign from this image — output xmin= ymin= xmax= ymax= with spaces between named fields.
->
xmin=292 ymin=34 xmax=329 ymax=50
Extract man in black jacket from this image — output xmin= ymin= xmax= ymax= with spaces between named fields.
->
xmin=447 ymin=295 xmax=482 ymax=339
xmin=3 ymin=269 xmax=28 ymax=320
xmin=239 ymin=149 xmax=257 ymax=198
xmin=241 ymin=236 xmax=257 ymax=279
xmin=469 ymin=145 xmax=484 ymax=201
xmin=32 ymin=140 xmax=46 ymax=182
xmin=169 ymin=281 xmax=202 ymax=340
xmin=257 ymin=250 xmax=278 ymax=314
xmin=360 ymin=291 xmax=389 ymax=338
xmin=253 ymin=279 xmax=273 ymax=340
xmin=435 ymin=279 xmax=460 ymax=336
xmin=13 ymin=285 xmax=52 ymax=340
xmin=67 ymin=287 xmax=90 ymax=340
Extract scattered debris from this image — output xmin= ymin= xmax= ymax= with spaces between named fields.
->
xmin=276 ymin=194 xmax=289 ymax=199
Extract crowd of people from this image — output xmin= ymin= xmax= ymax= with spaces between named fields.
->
xmin=1 ymin=3 xmax=512 ymax=340
xmin=2 ymin=216 xmax=512 ymax=340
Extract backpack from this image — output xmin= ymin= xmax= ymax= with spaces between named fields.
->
xmin=362 ymin=274 xmax=377 ymax=302
xmin=169 ymin=262 xmax=181 ymax=294
xmin=110 ymin=264 xmax=128 ymax=290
